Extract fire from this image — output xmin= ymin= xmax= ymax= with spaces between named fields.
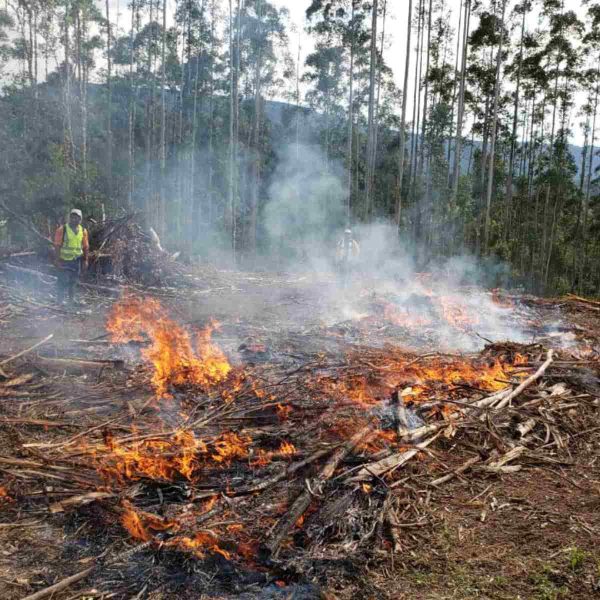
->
xmin=120 ymin=503 xmax=231 ymax=560
xmin=100 ymin=429 xmax=206 ymax=482
xmin=315 ymin=353 xmax=524 ymax=409
xmin=375 ymin=291 xmax=481 ymax=333
xmin=383 ymin=303 xmax=431 ymax=328
xmin=211 ymin=432 xmax=251 ymax=463
xmin=276 ymin=403 xmax=292 ymax=420
xmin=438 ymin=295 xmax=477 ymax=330
xmin=107 ymin=297 xmax=231 ymax=397
xmin=250 ymin=441 xmax=297 ymax=467
xmin=121 ymin=506 xmax=151 ymax=542
xmin=121 ymin=502 xmax=177 ymax=542
xmin=171 ymin=532 xmax=231 ymax=560
xmin=97 ymin=429 xmax=257 ymax=483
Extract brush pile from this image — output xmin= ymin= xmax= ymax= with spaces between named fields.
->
xmin=1 ymin=292 xmax=599 ymax=599
xmin=0 ymin=211 xmax=217 ymax=292
xmin=88 ymin=214 xmax=188 ymax=288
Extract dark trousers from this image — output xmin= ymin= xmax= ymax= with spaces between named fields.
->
xmin=57 ymin=257 xmax=81 ymax=302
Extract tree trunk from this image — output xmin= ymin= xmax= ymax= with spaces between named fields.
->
xmin=371 ymin=0 xmax=387 ymax=215
xmin=406 ymin=0 xmax=423 ymax=205
xmin=106 ymin=0 xmax=113 ymax=204
xmin=160 ymin=0 xmax=167 ymax=233
xmin=505 ymin=3 xmax=527 ymax=225
xmin=580 ymin=62 xmax=600 ymax=293
xmin=447 ymin=0 xmax=463 ymax=172
xmin=250 ymin=0 xmax=264 ymax=259
xmin=128 ymin=0 xmax=137 ymax=208
xmin=363 ymin=0 xmax=379 ymax=220
xmin=346 ymin=3 xmax=355 ymax=225
xmin=395 ymin=0 xmax=413 ymax=229
xmin=450 ymin=0 xmax=470 ymax=202
xmin=483 ymin=0 xmax=506 ymax=253
xmin=417 ymin=0 xmax=432 ymax=179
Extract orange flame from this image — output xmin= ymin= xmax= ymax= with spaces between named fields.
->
xmin=100 ymin=429 xmax=207 ymax=482
xmin=120 ymin=502 xmax=177 ymax=542
xmin=107 ymin=297 xmax=231 ymax=397
xmin=171 ymin=532 xmax=231 ymax=560
xmin=211 ymin=432 xmax=251 ymax=463
xmin=315 ymin=353 xmax=525 ymax=409
xmin=250 ymin=440 xmax=297 ymax=467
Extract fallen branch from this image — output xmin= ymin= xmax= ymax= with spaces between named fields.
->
xmin=0 ymin=200 xmax=53 ymax=246
xmin=494 ymin=350 xmax=554 ymax=410
xmin=0 ymin=334 xmax=53 ymax=367
xmin=36 ymin=356 xmax=125 ymax=372
xmin=350 ymin=434 xmax=440 ymax=482
xmin=49 ymin=491 xmax=115 ymax=513
xmin=266 ymin=423 xmax=375 ymax=556
xmin=430 ymin=455 xmax=482 ymax=487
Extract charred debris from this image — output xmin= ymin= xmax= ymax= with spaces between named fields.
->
xmin=0 ymin=244 xmax=600 ymax=598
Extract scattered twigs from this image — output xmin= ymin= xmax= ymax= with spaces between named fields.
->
xmin=20 ymin=541 xmax=152 ymax=600
xmin=230 ymin=447 xmax=333 ymax=496
xmin=19 ymin=566 xmax=97 ymax=600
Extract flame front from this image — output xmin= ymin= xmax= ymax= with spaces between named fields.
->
xmin=100 ymin=429 xmax=207 ymax=482
xmin=107 ymin=297 xmax=231 ymax=397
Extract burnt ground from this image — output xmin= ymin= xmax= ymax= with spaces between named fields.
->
xmin=0 ymin=266 xmax=599 ymax=600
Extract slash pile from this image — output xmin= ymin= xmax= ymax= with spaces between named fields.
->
xmin=0 ymin=292 xmax=599 ymax=599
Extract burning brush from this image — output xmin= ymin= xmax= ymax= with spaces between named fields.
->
xmin=107 ymin=296 xmax=232 ymax=397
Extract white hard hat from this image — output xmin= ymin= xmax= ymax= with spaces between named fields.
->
xmin=70 ymin=209 xmax=83 ymax=219
xmin=344 ymin=229 xmax=352 ymax=235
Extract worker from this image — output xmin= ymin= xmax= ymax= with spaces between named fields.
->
xmin=336 ymin=228 xmax=360 ymax=285
xmin=53 ymin=209 xmax=89 ymax=304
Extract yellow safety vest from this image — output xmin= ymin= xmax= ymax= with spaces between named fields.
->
xmin=60 ymin=225 xmax=84 ymax=261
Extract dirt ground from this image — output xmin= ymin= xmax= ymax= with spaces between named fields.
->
xmin=0 ymin=268 xmax=599 ymax=600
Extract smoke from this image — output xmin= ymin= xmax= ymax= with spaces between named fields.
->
xmin=259 ymin=147 xmax=539 ymax=352
xmin=264 ymin=143 xmax=345 ymax=268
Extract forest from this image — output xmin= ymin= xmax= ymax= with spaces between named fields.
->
xmin=0 ymin=0 xmax=599 ymax=295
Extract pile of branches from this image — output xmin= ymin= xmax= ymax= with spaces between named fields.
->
xmin=89 ymin=214 xmax=186 ymax=288
xmin=0 ymin=200 xmax=194 ymax=289
xmin=1 ymin=331 xmax=599 ymax=598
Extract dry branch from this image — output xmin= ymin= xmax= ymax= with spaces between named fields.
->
xmin=494 ymin=350 xmax=554 ymax=409
xmin=349 ymin=434 xmax=439 ymax=482
xmin=430 ymin=455 xmax=482 ymax=486
xmin=266 ymin=424 xmax=375 ymax=556
xmin=0 ymin=334 xmax=53 ymax=367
